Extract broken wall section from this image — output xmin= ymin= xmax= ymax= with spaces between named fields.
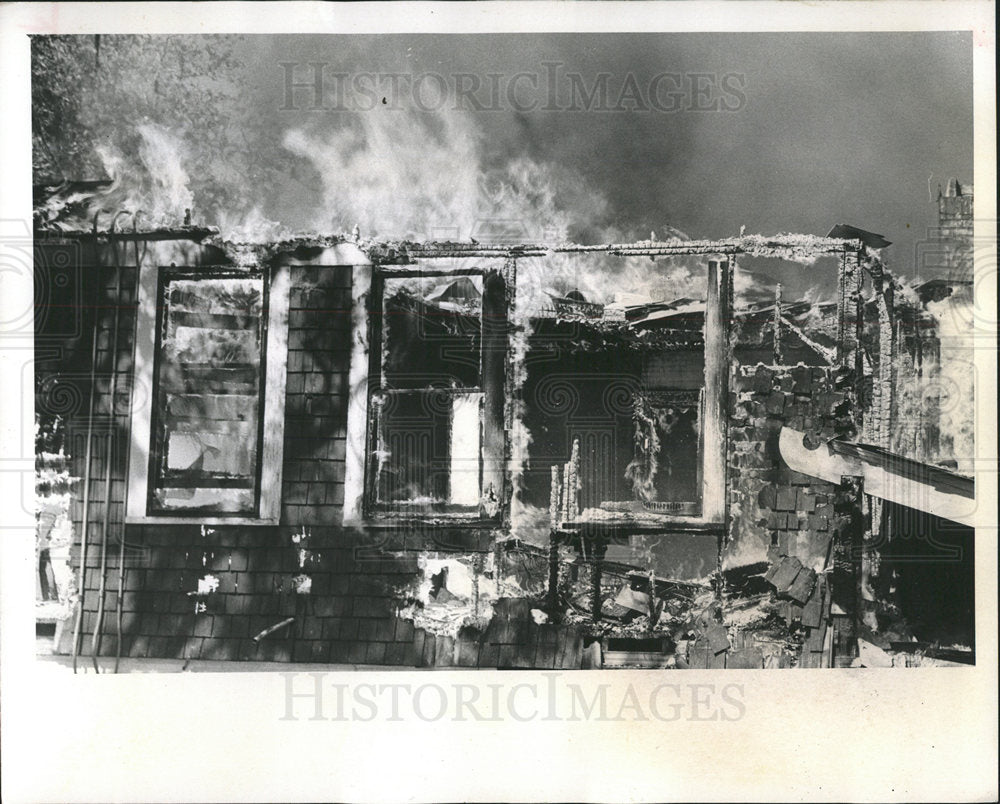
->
xmin=718 ymin=363 xmax=857 ymax=667
xmin=724 ymin=363 xmax=855 ymax=573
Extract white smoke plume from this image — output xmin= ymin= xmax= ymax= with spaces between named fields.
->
xmin=925 ymin=288 xmax=975 ymax=473
xmin=891 ymin=279 xmax=975 ymax=473
xmin=95 ymin=123 xmax=194 ymax=228
xmin=282 ymin=105 xmax=715 ymax=300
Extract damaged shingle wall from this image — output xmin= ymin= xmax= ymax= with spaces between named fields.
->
xmin=42 ymin=239 xmax=539 ymax=667
xmin=280 ymin=266 xmax=352 ymax=525
xmin=40 ymin=241 xmax=430 ymax=665
xmin=39 ymin=227 xmax=972 ymax=670
xmin=68 ymin=524 xmax=428 ymax=665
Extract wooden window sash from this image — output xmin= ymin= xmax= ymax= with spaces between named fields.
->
xmin=126 ymin=263 xmax=289 ymax=525
xmin=362 ymin=266 xmax=508 ymax=524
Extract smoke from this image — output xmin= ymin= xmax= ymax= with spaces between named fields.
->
xmin=733 ymin=261 xmax=763 ymax=303
xmin=214 ymin=205 xmax=296 ymax=244
xmin=926 ymin=289 xmax=975 ymax=473
xmin=95 ymin=123 xmax=194 ymax=228
xmin=284 ymin=111 xmax=480 ymax=240
xmin=283 ymin=103 xmax=721 ymax=305
xmin=134 ymin=123 xmax=194 ymax=220
xmin=892 ymin=280 xmax=975 ymax=473
xmin=282 ymin=105 xmax=642 ymax=248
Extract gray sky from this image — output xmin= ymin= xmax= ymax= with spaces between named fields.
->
xmin=239 ymin=32 xmax=972 ymax=298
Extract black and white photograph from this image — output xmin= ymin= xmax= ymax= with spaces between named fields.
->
xmin=1 ymin=2 xmax=996 ymax=802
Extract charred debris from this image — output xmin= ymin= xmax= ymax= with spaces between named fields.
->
xmin=35 ymin=195 xmax=976 ymax=669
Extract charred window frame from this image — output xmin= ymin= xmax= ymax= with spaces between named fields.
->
xmin=363 ymin=264 xmax=511 ymax=523
xmin=523 ymin=257 xmax=730 ymax=527
xmin=626 ymin=388 xmax=705 ymax=516
xmin=632 ymin=256 xmax=730 ymax=525
xmin=623 ymin=257 xmax=730 ymax=524
xmin=127 ymin=262 xmax=290 ymax=524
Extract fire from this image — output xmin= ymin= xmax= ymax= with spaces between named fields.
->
xmin=96 ymin=123 xmax=194 ymax=228
xmin=892 ymin=279 xmax=975 ymax=473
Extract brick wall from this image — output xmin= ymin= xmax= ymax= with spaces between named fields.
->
xmin=723 ymin=363 xmax=855 ymax=574
xmin=937 ymin=183 xmax=973 ymax=276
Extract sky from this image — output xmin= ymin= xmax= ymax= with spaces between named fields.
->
xmin=237 ymin=32 xmax=973 ymax=299
xmin=38 ymin=32 xmax=974 ymax=301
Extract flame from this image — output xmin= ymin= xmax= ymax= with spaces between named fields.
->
xmin=282 ymin=105 xmax=718 ymax=303
xmin=134 ymin=123 xmax=194 ymax=222
xmin=283 ymin=109 xmax=487 ymax=241
xmin=892 ymin=281 xmax=975 ymax=473
xmin=925 ymin=288 xmax=975 ymax=473
xmin=214 ymin=206 xmax=296 ymax=244
xmin=95 ymin=123 xmax=194 ymax=228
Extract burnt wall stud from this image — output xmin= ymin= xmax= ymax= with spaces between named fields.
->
xmin=703 ymin=256 xmax=733 ymax=523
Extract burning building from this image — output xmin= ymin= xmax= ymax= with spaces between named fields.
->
xmin=33 ymin=186 xmax=976 ymax=670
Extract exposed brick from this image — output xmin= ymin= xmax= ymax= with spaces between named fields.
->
xmin=786 ymin=469 xmax=815 ymax=485
xmin=775 ymin=488 xmax=797 ymax=511
xmin=796 ymin=489 xmax=816 ymax=512
xmin=752 ymin=366 xmax=774 ymax=392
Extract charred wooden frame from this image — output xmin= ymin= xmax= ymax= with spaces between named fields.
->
xmin=113 ymin=232 xmax=876 ymax=537
xmin=147 ymin=266 xmax=269 ymax=516
xmin=126 ymin=257 xmax=290 ymax=524
xmin=361 ymin=263 xmax=513 ymax=525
